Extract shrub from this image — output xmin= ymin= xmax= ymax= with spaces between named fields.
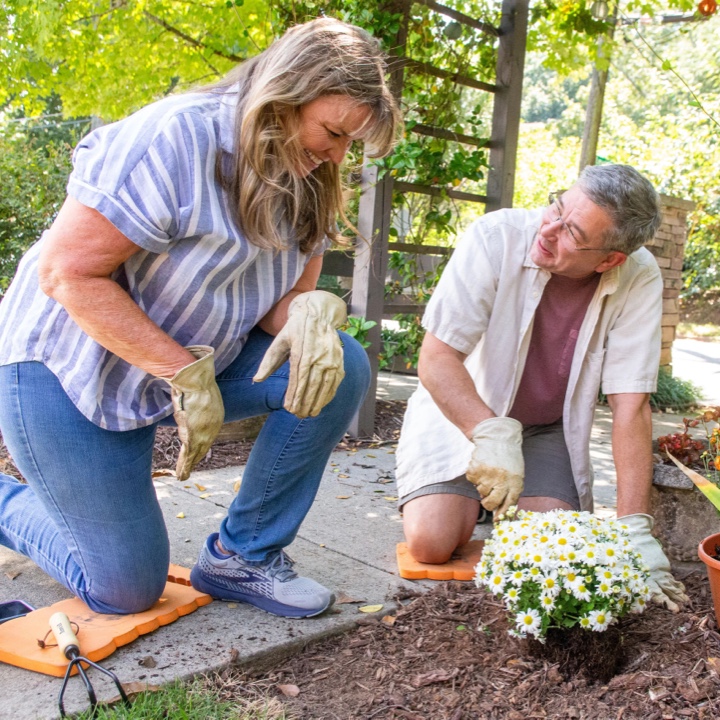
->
xmin=0 ymin=126 xmax=73 ymax=296
xmin=649 ymin=366 xmax=703 ymax=413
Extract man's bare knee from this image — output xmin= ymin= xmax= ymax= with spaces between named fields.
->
xmin=402 ymin=492 xmax=479 ymax=564
xmin=405 ymin=529 xmax=456 ymax=565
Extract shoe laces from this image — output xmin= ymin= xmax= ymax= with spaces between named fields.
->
xmin=264 ymin=551 xmax=298 ymax=583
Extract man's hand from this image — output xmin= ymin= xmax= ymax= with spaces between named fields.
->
xmin=619 ymin=513 xmax=689 ymax=612
xmin=163 ymin=346 xmax=225 ymax=481
xmin=253 ymin=290 xmax=347 ymax=418
xmin=466 ymin=417 xmax=524 ymax=516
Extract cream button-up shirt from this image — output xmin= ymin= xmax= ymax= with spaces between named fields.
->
xmin=395 ymin=208 xmax=663 ymax=511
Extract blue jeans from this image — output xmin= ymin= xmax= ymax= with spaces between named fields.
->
xmin=0 ymin=328 xmax=370 ymax=614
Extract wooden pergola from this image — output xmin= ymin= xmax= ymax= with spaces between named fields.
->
xmin=323 ymin=0 xmax=529 ymax=436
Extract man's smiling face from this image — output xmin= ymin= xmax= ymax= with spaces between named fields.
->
xmin=530 ymin=186 xmax=626 ymax=278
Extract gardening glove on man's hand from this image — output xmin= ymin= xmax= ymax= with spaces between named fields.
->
xmin=620 ymin=513 xmax=689 ymax=612
xmin=466 ymin=417 xmax=525 ymax=517
xmin=163 ymin=345 xmax=225 ymax=482
xmin=253 ymin=290 xmax=347 ymax=418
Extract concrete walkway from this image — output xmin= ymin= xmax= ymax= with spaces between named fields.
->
xmin=0 ymin=338 xmax=717 ymax=719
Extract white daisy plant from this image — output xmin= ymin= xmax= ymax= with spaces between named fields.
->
xmin=475 ymin=508 xmax=651 ymax=641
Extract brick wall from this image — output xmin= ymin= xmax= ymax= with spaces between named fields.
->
xmin=644 ymin=194 xmax=696 ymax=367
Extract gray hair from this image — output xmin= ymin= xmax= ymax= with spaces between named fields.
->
xmin=576 ymin=164 xmax=662 ymax=254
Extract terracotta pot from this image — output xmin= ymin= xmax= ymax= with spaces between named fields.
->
xmin=698 ymin=532 xmax=720 ymax=620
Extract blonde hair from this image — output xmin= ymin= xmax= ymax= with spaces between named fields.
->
xmin=207 ymin=17 xmax=401 ymax=254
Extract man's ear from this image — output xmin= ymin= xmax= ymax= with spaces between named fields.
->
xmin=594 ymin=251 xmax=627 ymax=273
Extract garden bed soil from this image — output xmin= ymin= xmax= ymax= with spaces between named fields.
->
xmin=216 ymin=572 xmax=720 ymax=720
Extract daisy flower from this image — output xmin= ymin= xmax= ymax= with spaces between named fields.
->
xmin=515 ymin=608 xmax=541 ymax=636
xmin=588 ymin=609 xmax=613 ymax=631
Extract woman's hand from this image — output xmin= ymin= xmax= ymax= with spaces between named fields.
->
xmin=253 ymin=290 xmax=347 ymax=417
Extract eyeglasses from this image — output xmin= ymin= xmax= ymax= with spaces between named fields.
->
xmin=547 ymin=191 xmax=609 ymax=253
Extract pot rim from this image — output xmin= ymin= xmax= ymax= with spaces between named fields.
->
xmin=698 ymin=532 xmax=720 ymax=568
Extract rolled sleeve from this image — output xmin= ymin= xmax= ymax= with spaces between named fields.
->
xmin=67 ymin=109 xmax=217 ymax=254
xmin=422 ymin=218 xmax=502 ymax=355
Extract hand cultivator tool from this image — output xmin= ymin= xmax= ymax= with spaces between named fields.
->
xmin=48 ymin=611 xmax=130 ymax=718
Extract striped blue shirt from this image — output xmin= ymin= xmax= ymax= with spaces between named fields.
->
xmin=0 ymin=90 xmax=323 ymax=430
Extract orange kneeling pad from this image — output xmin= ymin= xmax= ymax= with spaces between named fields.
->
xmin=396 ymin=540 xmax=484 ymax=581
xmin=0 ymin=564 xmax=212 ymax=677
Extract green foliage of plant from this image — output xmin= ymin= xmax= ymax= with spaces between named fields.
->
xmin=649 ymin=366 xmax=703 ymax=413
xmin=342 ymin=316 xmax=377 ymax=349
xmin=378 ymin=250 xmax=450 ymax=370
xmin=0 ymin=0 xmax=272 ymax=119
xmin=0 ymin=119 xmax=75 ymax=295
xmin=379 ymin=315 xmax=426 ymax=371
xmin=593 ymin=17 xmax=719 ymax=297
xmin=75 ymin=678 xmax=291 ymax=719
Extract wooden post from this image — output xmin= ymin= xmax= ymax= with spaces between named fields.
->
xmin=347 ymin=5 xmax=408 ymax=437
xmin=485 ymin=0 xmax=529 ymax=213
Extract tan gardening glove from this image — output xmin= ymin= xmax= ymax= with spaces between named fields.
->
xmin=163 ymin=346 xmax=225 ymax=482
xmin=619 ymin=513 xmax=689 ymax=612
xmin=253 ymin=290 xmax=347 ymax=418
xmin=466 ymin=417 xmax=524 ymax=516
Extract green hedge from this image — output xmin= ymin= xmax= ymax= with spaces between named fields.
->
xmin=0 ymin=128 xmax=73 ymax=295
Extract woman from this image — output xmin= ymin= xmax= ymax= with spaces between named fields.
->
xmin=0 ymin=18 xmax=401 ymax=619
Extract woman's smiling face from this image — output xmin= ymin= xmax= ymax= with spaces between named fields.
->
xmin=295 ymin=95 xmax=374 ymax=176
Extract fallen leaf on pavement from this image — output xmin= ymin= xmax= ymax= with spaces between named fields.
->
xmin=359 ymin=604 xmax=383 ymax=613
xmin=152 ymin=469 xmax=175 ymax=478
xmin=336 ymin=591 xmax=364 ymax=604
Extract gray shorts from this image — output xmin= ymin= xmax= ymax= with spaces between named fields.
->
xmin=398 ymin=420 xmax=580 ymax=511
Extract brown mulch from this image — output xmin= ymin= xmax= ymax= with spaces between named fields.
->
xmin=216 ymin=572 xmax=720 ymax=720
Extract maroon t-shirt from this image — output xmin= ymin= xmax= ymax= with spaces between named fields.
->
xmin=509 ymin=272 xmax=601 ymax=426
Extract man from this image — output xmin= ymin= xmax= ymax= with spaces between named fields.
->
xmin=395 ymin=164 xmax=688 ymax=611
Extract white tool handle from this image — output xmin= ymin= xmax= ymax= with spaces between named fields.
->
xmin=49 ymin=612 xmax=79 ymax=658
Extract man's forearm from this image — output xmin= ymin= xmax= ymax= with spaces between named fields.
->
xmin=608 ymin=393 xmax=653 ymax=516
xmin=418 ymin=332 xmax=495 ymax=438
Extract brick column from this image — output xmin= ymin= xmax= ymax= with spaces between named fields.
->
xmin=644 ymin=194 xmax=696 ymax=367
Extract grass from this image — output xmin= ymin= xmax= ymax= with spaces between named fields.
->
xmin=74 ymin=677 xmax=294 ymax=720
